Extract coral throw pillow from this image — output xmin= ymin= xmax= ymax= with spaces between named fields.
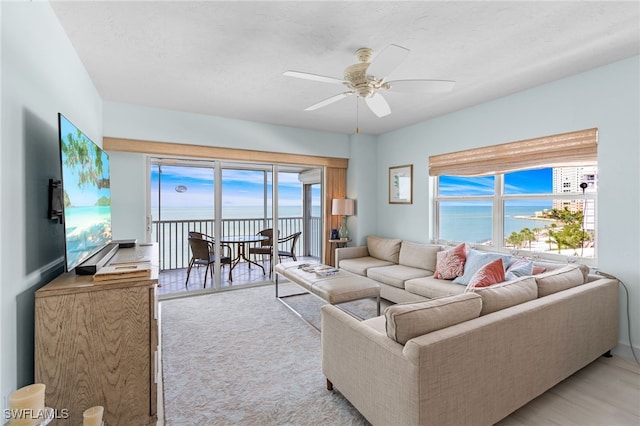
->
xmin=467 ymin=258 xmax=506 ymax=289
xmin=434 ymin=243 xmax=466 ymax=279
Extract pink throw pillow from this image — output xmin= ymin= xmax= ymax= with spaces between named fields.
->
xmin=434 ymin=243 xmax=466 ymax=279
xmin=532 ymin=265 xmax=547 ymax=275
xmin=467 ymin=258 xmax=506 ymax=289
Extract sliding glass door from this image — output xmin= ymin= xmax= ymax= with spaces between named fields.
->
xmin=149 ymin=158 xmax=322 ymax=297
xmin=150 ymin=161 xmax=221 ymax=293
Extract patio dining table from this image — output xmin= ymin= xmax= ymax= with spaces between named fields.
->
xmin=220 ymin=235 xmax=269 ymax=278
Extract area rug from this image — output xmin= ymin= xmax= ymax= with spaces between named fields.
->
xmin=160 ymin=284 xmax=377 ymax=425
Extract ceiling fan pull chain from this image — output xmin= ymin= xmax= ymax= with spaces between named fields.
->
xmin=356 ymin=97 xmax=360 ymax=134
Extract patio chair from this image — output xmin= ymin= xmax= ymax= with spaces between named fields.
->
xmin=248 ymin=228 xmax=278 ymax=276
xmin=185 ymin=236 xmax=233 ymax=288
xmin=277 ymin=231 xmax=302 ymax=263
xmin=188 ymin=231 xmax=233 ymax=261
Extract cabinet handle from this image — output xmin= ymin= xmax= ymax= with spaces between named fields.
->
xmin=154 ymin=349 xmax=159 ymax=383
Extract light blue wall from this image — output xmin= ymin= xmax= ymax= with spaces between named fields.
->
xmin=377 ymin=56 xmax=640 ymax=357
xmin=346 ymin=133 xmax=378 ymax=246
xmin=0 ymin=1 xmax=103 ymax=412
xmin=104 ymin=101 xmax=350 ymax=157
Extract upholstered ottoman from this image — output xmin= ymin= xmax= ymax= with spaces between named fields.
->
xmin=275 ymin=261 xmax=381 ymax=316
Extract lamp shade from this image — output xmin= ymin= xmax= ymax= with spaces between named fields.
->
xmin=332 ymin=198 xmax=354 ymax=216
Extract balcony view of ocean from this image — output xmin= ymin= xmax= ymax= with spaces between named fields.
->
xmin=154 ymin=205 xmax=319 ymax=221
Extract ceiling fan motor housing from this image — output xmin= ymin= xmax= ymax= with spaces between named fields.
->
xmin=344 ymin=48 xmax=387 ymax=98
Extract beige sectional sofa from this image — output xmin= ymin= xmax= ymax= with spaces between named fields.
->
xmin=323 ymin=235 xmax=619 ymax=425
xmin=335 ymin=235 xmax=582 ymax=303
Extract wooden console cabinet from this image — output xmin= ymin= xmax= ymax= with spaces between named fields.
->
xmin=35 ymin=245 xmax=159 ymax=425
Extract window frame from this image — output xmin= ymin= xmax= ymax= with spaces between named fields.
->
xmin=434 ymin=171 xmax=598 ymax=266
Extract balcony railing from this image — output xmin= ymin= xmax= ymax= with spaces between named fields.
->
xmin=152 ymin=216 xmax=321 ymax=271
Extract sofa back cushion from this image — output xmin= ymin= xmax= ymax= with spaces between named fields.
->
xmin=398 ymin=241 xmax=441 ymax=272
xmin=384 ymin=292 xmax=482 ymax=345
xmin=469 ymin=276 xmax=538 ymax=315
xmin=535 ymin=264 xmax=586 ymax=297
xmin=367 ymin=235 xmax=402 ymax=263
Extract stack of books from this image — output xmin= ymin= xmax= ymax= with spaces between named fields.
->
xmin=296 ymin=263 xmax=340 ymax=276
xmin=93 ymin=263 xmax=152 ymax=283
xmin=314 ymin=266 xmax=339 ymax=277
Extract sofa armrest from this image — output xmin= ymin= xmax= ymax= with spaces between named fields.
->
xmin=335 ymin=245 xmax=369 ymax=265
xmin=321 ymin=305 xmax=419 ymax=425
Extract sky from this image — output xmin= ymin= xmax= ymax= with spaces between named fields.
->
xmin=151 ymin=165 xmax=314 ymax=208
xmin=439 ymin=168 xmax=553 ymax=196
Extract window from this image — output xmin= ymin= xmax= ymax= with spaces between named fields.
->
xmin=431 ymin=129 xmax=597 ymax=261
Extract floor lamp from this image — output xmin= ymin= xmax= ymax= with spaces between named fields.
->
xmin=332 ymin=198 xmax=355 ymax=239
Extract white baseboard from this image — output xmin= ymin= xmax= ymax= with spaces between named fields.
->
xmin=613 ymin=341 xmax=640 ymax=364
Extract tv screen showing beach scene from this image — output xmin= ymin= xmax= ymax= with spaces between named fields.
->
xmin=58 ymin=113 xmax=112 ymax=271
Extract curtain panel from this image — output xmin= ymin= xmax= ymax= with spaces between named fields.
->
xmin=323 ymin=167 xmax=347 ymax=265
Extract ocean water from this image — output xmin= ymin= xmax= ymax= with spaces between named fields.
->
xmin=439 ymin=204 xmax=553 ymax=244
xmin=154 ymin=205 xmax=319 ymax=221
xmin=155 ymin=204 xmax=551 ymax=242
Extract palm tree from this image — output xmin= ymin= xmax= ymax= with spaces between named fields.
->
xmin=506 ymin=231 xmax=524 ymax=249
xmin=520 ymin=227 xmax=535 ymax=250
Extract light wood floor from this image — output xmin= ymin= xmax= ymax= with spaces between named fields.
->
xmin=158 ymin=264 xmax=640 ymax=425
xmin=497 ymin=355 xmax=639 ymax=425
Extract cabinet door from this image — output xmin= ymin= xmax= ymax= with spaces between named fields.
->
xmin=35 ymin=286 xmax=151 ymax=425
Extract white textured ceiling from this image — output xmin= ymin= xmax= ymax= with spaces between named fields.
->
xmin=50 ymin=1 xmax=639 ymax=135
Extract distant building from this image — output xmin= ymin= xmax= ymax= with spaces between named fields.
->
xmin=552 ymin=166 xmax=597 ymax=231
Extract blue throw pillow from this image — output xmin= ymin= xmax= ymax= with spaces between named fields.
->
xmin=453 ymin=250 xmax=511 ymax=286
xmin=505 ymin=258 xmax=534 ymax=280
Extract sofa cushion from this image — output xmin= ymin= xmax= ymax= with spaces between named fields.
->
xmin=532 ymin=261 xmax=589 ymax=281
xmin=452 ymin=250 xmax=510 ymax=286
xmin=339 ymin=257 xmax=394 ymax=277
xmin=535 ymin=264 xmax=586 ymax=297
xmin=468 ymin=276 xmax=538 ymax=315
xmin=384 ymin=293 xmax=482 ymax=345
xmin=433 ymin=243 xmax=466 ymax=279
xmin=367 ymin=235 xmax=402 ymax=263
xmin=404 ymin=276 xmax=467 ymax=299
xmin=367 ymin=265 xmax=433 ymax=289
xmin=361 ymin=315 xmax=387 ymax=334
xmin=467 ymin=258 xmax=506 ymax=289
xmin=398 ymin=241 xmax=441 ymax=272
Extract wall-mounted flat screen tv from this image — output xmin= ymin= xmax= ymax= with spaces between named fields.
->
xmin=58 ymin=113 xmax=112 ymax=272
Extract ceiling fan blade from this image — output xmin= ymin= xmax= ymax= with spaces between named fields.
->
xmin=305 ymin=92 xmax=353 ymax=111
xmin=387 ymin=79 xmax=456 ymax=93
xmin=367 ymin=44 xmax=410 ymax=79
xmin=365 ymin=93 xmax=391 ymax=117
xmin=284 ymin=70 xmax=345 ymax=85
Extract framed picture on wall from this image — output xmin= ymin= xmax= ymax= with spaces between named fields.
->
xmin=389 ymin=164 xmax=413 ymax=204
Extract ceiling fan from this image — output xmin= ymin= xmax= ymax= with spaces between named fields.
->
xmin=284 ymin=44 xmax=455 ymax=118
